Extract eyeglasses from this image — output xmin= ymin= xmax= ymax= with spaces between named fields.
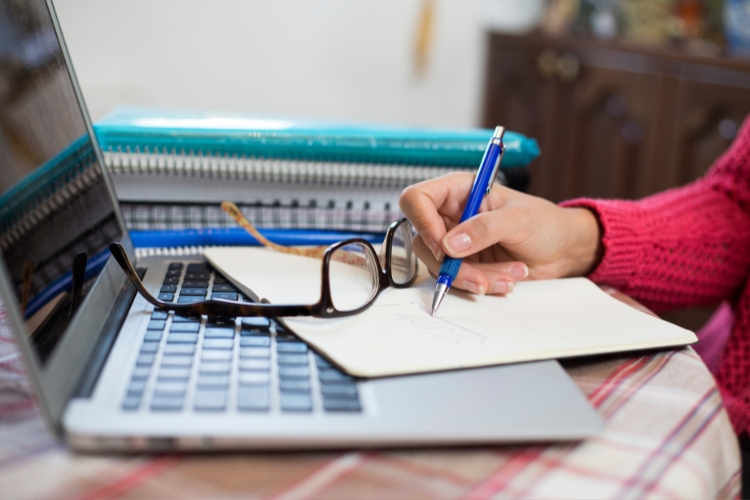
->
xmin=108 ymin=211 xmax=418 ymax=319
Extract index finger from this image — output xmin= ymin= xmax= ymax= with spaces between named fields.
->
xmin=399 ymin=172 xmax=474 ymax=260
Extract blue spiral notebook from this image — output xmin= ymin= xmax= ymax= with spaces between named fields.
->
xmin=93 ymin=107 xmax=540 ymax=243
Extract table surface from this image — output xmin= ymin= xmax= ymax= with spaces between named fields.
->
xmin=0 ymin=291 xmax=742 ymax=500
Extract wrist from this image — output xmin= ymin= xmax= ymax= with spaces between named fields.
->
xmin=563 ymin=208 xmax=603 ymax=277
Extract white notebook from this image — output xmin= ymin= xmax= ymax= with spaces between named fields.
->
xmin=205 ymin=246 xmax=698 ymax=378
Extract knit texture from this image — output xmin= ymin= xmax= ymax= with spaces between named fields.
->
xmin=561 ymin=116 xmax=750 ymax=434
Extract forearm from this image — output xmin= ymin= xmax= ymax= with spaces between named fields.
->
xmin=561 ymin=181 xmax=750 ymax=312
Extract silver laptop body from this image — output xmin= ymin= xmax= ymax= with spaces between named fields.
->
xmin=0 ymin=0 xmax=602 ymax=451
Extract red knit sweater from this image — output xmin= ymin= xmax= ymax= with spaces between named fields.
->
xmin=562 ymin=116 xmax=750 ymax=435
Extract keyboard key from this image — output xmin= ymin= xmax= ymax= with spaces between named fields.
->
xmin=280 ymin=393 xmax=312 ymax=412
xmin=150 ymin=396 xmax=184 ymax=411
xmin=158 ymin=292 xmax=175 ymax=302
xmin=321 ymin=384 xmax=358 ymax=399
xmin=167 ymin=333 xmax=199 ymax=344
xmin=179 ymin=287 xmax=207 ymax=296
xmin=240 ymin=347 xmax=270 ymax=358
xmin=177 ymin=296 xmax=203 ymax=304
xmin=168 ymin=263 xmax=184 ymax=270
xmin=201 ymin=350 xmax=232 ymax=361
xmin=186 ymin=263 xmax=208 ymax=272
xmin=172 ymin=314 xmax=200 ymax=323
xmin=212 ymin=284 xmax=237 ymax=293
xmin=205 ymin=327 xmax=234 ymax=339
xmin=151 ymin=310 xmax=169 ymax=320
xmin=136 ymin=354 xmax=156 ymax=366
xmin=212 ymin=292 xmax=237 ymax=301
xmin=122 ymin=396 xmax=140 ymax=411
xmin=169 ymin=322 xmax=200 ymax=333
xmin=164 ymin=344 xmax=195 ymax=356
xmin=200 ymin=362 xmax=231 ymax=374
xmin=277 ymin=342 xmax=308 ymax=353
xmin=147 ymin=319 xmax=166 ymax=330
xmin=279 ymin=366 xmax=310 ymax=379
xmin=240 ymin=328 xmax=271 ymax=337
xmin=241 ymin=317 xmax=271 ymax=331
xmin=280 ymin=380 xmax=311 ymax=393
xmin=183 ymin=280 xmax=209 ymax=288
xmin=203 ymin=339 xmax=233 ymax=350
xmin=127 ymin=380 xmax=147 ymax=395
xmin=197 ymin=375 xmax=229 ymax=388
xmin=316 ymin=356 xmax=333 ymax=369
xmin=194 ymin=390 xmax=227 ymax=411
xmin=153 ymin=381 xmax=188 ymax=396
xmin=162 ymin=276 xmax=180 ymax=285
xmin=240 ymin=337 xmax=270 ymax=347
xmin=239 ymin=359 xmax=270 ymax=371
xmin=278 ymin=354 xmax=308 ymax=365
xmin=159 ymin=284 xmax=177 ymax=293
xmin=323 ymin=399 xmax=361 ymax=412
xmin=276 ymin=333 xmax=300 ymax=342
xmin=161 ymin=356 xmax=192 ymax=367
xmin=185 ymin=272 xmax=210 ymax=280
xmin=177 ymin=295 xmax=203 ymax=304
xmin=207 ymin=317 xmax=235 ymax=327
xmin=140 ymin=342 xmax=159 ymax=353
xmin=319 ymin=370 xmax=354 ymax=383
xmin=132 ymin=366 xmax=151 ymax=379
xmin=238 ymin=387 xmax=269 ymax=411
xmin=239 ymin=372 xmax=270 ymax=385
xmin=143 ymin=331 xmax=162 ymax=342
xmin=158 ymin=367 xmax=191 ymax=380
xmin=213 ymin=275 xmax=229 ymax=284
xmin=166 ymin=268 xmax=182 ymax=277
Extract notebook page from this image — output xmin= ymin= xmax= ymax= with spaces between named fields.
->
xmin=205 ymin=247 xmax=697 ymax=378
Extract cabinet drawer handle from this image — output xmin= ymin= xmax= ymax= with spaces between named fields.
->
xmin=556 ymin=52 xmax=580 ymax=82
xmin=536 ymin=49 xmax=558 ymax=79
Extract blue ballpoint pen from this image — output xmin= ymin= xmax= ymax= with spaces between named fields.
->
xmin=431 ymin=126 xmax=506 ymax=315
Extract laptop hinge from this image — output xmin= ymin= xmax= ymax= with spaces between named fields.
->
xmin=73 ymin=267 xmax=146 ymax=398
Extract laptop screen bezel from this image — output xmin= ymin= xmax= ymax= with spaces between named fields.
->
xmin=0 ymin=0 xmax=136 ymax=434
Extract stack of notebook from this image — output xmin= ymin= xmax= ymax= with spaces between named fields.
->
xmin=93 ymin=108 xmax=540 ymax=246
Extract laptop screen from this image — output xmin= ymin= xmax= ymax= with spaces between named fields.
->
xmin=0 ymin=0 xmax=122 ymax=364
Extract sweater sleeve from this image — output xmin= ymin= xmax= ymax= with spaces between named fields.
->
xmin=560 ymin=116 xmax=750 ymax=313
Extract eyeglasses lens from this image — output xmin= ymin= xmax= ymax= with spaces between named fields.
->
xmin=390 ymin=220 xmax=417 ymax=285
xmin=328 ymin=242 xmax=379 ymax=312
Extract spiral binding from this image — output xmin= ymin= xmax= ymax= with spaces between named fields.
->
xmin=120 ymin=201 xmax=396 ymax=233
xmin=103 ymin=147 xmax=473 ymax=190
xmin=0 ymin=162 xmax=103 ymax=253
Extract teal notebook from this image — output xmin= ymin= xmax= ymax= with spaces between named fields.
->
xmin=94 ymin=107 xmax=540 ymax=235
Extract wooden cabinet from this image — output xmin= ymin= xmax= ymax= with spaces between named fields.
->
xmin=482 ymin=34 xmax=750 ymax=331
xmin=483 ymin=33 xmax=750 ymax=202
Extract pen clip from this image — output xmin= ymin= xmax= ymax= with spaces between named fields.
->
xmin=487 ymin=146 xmax=505 ymax=195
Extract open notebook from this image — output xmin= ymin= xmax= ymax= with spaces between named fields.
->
xmin=204 ymin=246 xmax=698 ymax=378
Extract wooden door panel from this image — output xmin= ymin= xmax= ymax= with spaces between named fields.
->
xmin=668 ymin=79 xmax=750 ymax=188
xmin=563 ymin=66 xmax=659 ymax=201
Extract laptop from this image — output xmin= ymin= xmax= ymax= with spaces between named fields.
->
xmin=0 ymin=0 xmax=602 ymax=451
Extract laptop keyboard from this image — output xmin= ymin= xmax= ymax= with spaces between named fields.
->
xmin=122 ymin=262 xmax=362 ymax=414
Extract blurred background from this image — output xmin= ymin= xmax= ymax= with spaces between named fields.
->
xmin=52 ymin=0 xmax=750 ymax=328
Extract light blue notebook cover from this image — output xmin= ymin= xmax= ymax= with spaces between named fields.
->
xmin=94 ymin=107 xmax=539 ymax=168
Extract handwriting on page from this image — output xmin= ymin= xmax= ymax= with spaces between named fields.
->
xmin=374 ymin=302 xmax=487 ymax=347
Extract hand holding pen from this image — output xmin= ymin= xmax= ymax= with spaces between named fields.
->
xmin=399 ymin=134 xmax=604 ymax=311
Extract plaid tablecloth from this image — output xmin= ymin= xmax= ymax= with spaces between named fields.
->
xmin=0 ymin=300 xmax=741 ymax=499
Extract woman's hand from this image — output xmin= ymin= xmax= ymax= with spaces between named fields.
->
xmin=399 ymin=172 xmax=603 ymax=295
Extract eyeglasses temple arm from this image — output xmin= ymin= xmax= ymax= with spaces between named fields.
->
xmin=108 ymin=243 xmax=315 ymax=317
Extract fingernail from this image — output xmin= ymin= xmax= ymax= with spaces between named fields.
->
xmin=463 ymin=281 xmax=485 ymax=296
xmin=510 ymin=265 xmax=528 ymax=280
xmin=445 ymin=233 xmax=472 ymax=254
xmin=427 ymin=239 xmax=442 ymax=260
xmin=490 ymin=281 xmax=514 ymax=294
